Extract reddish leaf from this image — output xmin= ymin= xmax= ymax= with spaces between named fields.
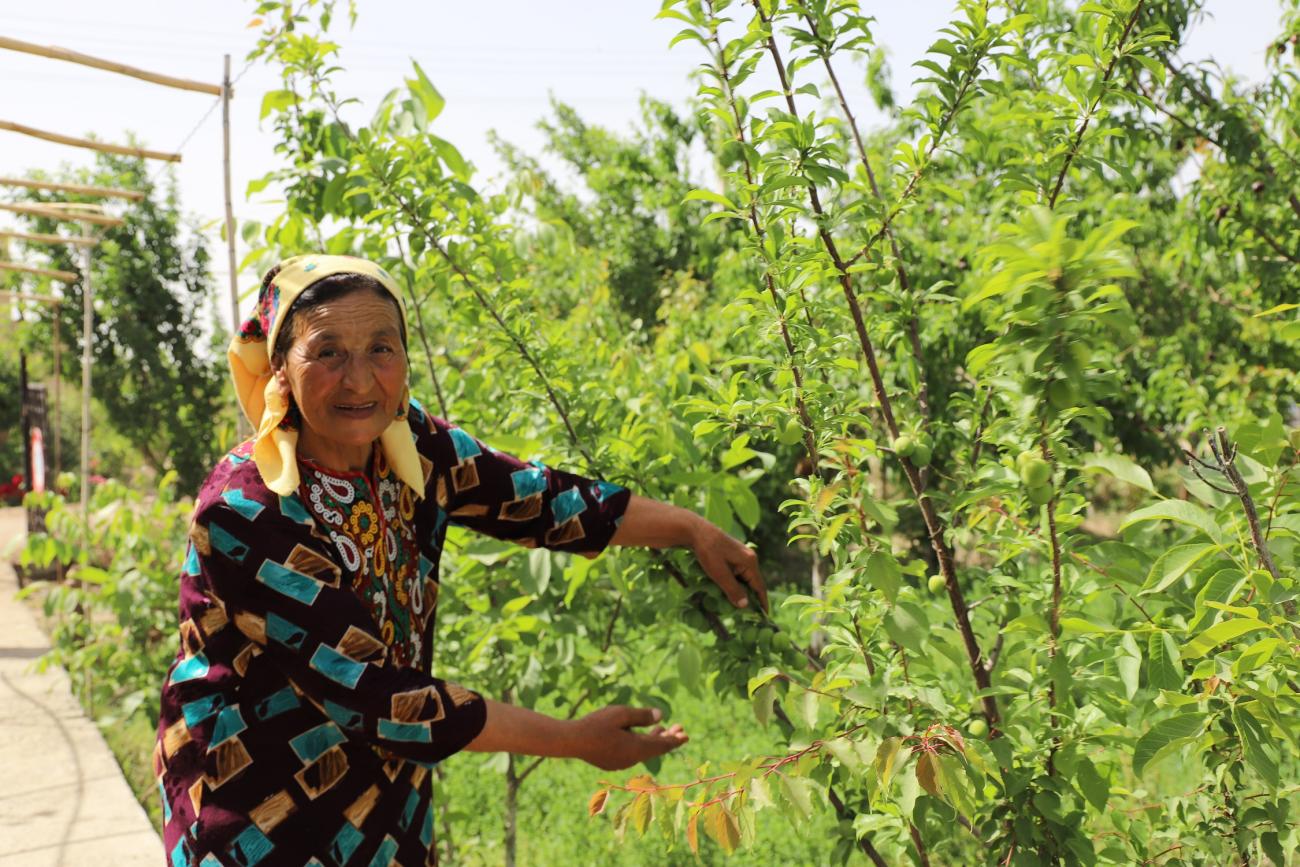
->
xmin=686 ymin=809 xmax=700 ymax=855
xmin=916 ymin=752 xmax=943 ymax=798
xmin=588 ymin=789 xmax=609 ymax=817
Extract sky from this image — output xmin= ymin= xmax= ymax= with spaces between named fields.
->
xmin=0 ymin=1 xmax=1287 ymax=322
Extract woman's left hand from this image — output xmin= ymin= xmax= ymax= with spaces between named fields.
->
xmin=689 ymin=519 xmax=768 ymax=612
xmin=610 ymin=494 xmax=768 ymax=611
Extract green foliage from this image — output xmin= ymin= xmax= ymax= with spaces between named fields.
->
xmin=16 ymin=0 xmax=1292 ymax=863
xmin=11 ymin=151 xmax=234 ymax=491
xmin=229 ymin=0 xmax=1300 ymax=862
xmin=20 ymin=472 xmax=191 ymax=724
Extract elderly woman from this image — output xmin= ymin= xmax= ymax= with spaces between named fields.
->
xmin=154 ymin=254 xmax=764 ymax=867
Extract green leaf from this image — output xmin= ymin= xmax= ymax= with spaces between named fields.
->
xmin=780 ymin=775 xmax=814 ymax=820
xmin=1116 ymin=632 xmax=1141 ymax=700
xmin=684 ymin=189 xmax=735 ymax=209
xmin=751 ymin=681 xmax=776 ymax=727
xmin=863 ymin=551 xmax=901 ymax=603
xmin=259 ymin=89 xmax=296 ymax=120
xmin=405 ymin=61 xmax=445 ymax=124
xmin=821 ymin=738 xmax=861 ymax=772
xmin=1140 ymin=543 xmax=1219 ymax=595
xmin=1233 ymin=704 xmax=1280 ymax=787
xmin=677 ymin=643 xmax=701 ymax=693
xmin=1183 ymin=617 xmax=1269 ymax=659
xmin=629 ymin=792 xmax=652 ymax=836
xmin=1082 ymin=454 xmax=1155 ymax=493
xmin=883 ymin=601 xmax=929 ymax=652
xmin=800 ymin=689 xmax=819 ymax=730
xmin=1146 ymin=631 xmax=1183 ymax=692
xmin=1120 ymin=500 xmax=1224 ymax=545
xmin=1074 ymin=757 xmax=1110 ymax=811
xmin=1132 ymin=713 xmax=1206 ymax=776
xmin=747 ymin=667 xmax=781 ymax=696
xmin=873 ymin=737 xmax=903 ymax=793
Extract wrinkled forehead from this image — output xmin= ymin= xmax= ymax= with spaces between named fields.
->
xmin=290 ymin=292 xmax=406 ymax=343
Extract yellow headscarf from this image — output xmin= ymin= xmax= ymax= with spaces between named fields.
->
xmin=227 ymin=254 xmax=424 ymax=498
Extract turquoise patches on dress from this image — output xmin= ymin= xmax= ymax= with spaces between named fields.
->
xmin=221 ymin=488 xmax=266 ymax=521
xmin=266 ymin=613 xmax=309 ymax=651
xmin=592 ymin=480 xmax=625 ymax=502
xmin=289 ymin=722 xmax=346 ymax=764
xmin=170 ymin=838 xmax=188 ymax=867
xmin=378 ymin=718 xmax=432 ymax=743
xmin=181 ymin=693 xmax=226 ymax=728
xmin=510 ymin=466 xmax=547 ymax=499
xmin=208 ymin=522 xmax=250 ymax=563
xmin=183 ymin=543 xmax=200 ymax=577
xmin=448 ymin=427 xmax=481 ymax=461
xmin=226 ymin=823 xmax=274 ymax=867
xmin=551 ymin=487 xmax=586 ymax=525
xmin=256 ymin=560 xmax=323 ymax=606
xmin=309 ymin=644 xmax=367 ymax=689
xmin=367 ymin=836 xmax=399 ymax=867
xmin=420 ymin=803 xmax=434 ymax=848
xmin=279 ymin=492 xmax=313 ymax=526
xmin=323 ymin=698 xmax=364 ymax=731
xmin=252 ymin=686 xmax=300 ymax=721
xmin=330 ymin=821 xmax=365 ymax=865
xmin=169 ymin=652 xmax=210 ymax=685
xmin=209 ymin=704 xmax=247 ymax=748
xmin=399 ymin=787 xmax=421 ymax=831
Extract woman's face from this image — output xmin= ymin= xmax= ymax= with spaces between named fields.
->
xmin=272 ymin=290 xmax=407 ymax=467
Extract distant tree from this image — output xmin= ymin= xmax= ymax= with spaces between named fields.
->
xmin=14 ymin=150 xmax=232 ymax=491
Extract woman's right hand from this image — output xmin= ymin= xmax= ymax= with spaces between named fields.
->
xmin=570 ymin=705 xmax=689 ymax=771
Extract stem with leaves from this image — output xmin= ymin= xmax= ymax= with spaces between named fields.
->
xmin=750 ymin=0 xmax=1000 ymax=730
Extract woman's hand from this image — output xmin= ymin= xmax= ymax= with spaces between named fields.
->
xmin=569 ymin=706 xmax=689 ymax=771
xmin=688 ymin=517 xmax=768 ymax=612
xmin=464 ymin=699 xmax=687 ymax=771
xmin=610 ymin=494 xmax=769 ymax=612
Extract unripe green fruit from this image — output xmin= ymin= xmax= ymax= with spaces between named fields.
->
xmin=968 ymin=719 xmax=988 ymax=738
xmin=892 ymin=434 xmax=916 ymax=457
xmin=928 ymin=574 xmax=947 ymax=594
xmin=1019 ymin=456 xmax=1051 ymax=488
xmin=1026 ymin=484 xmax=1054 ymax=505
xmin=910 ymin=444 xmax=933 ymax=467
xmin=778 ymin=418 xmax=805 ymax=446
xmin=1016 ymin=449 xmax=1037 ymax=470
xmin=1047 ymin=379 xmax=1078 ymax=410
xmin=774 ymin=633 xmax=792 ymax=651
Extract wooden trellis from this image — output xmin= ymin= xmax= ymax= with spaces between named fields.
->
xmin=1 ymin=32 xmax=243 ymax=553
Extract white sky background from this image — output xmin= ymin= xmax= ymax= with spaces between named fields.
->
xmin=0 ymin=1 xmax=1286 ymax=324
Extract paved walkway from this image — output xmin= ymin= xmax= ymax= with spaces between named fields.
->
xmin=0 ymin=507 xmax=163 ymax=867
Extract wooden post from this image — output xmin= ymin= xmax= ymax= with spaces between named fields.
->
xmin=52 ymin=299 xmax=61 ymax=478
xmin=222 ymin=54 xmax=248 ymax=437
xmin=79 ymin=243 xmax=92 ymax=559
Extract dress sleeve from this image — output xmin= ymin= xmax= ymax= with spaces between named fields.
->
xmin=429 ymin=419 xmax=632 ymax=557
xmin=197 ymin=500 xmax=487 ymax=766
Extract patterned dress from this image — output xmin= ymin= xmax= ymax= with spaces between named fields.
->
xmin=154 ymin=401 xmax=630 ymax=866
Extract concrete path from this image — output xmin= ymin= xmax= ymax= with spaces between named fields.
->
xmin=0 ymin=507 xmax=164 ymax=867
